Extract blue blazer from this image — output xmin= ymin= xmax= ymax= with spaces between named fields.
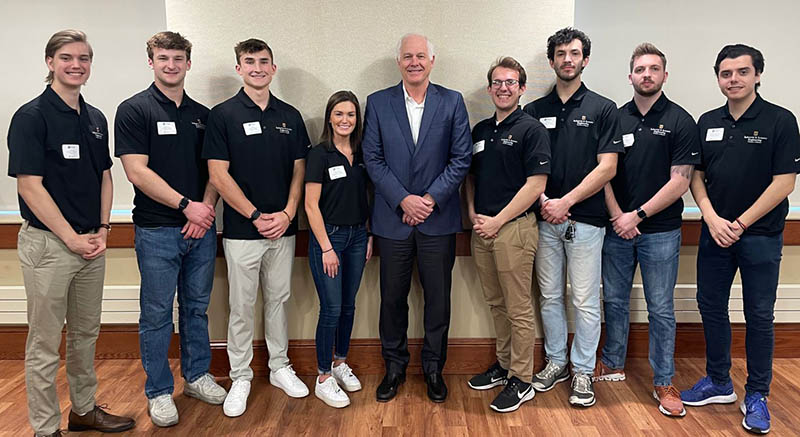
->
xmin=363 ymin=82 xmax=472 ymax=240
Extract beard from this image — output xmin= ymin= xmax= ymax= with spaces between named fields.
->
xmin=555 ymin=63 xmax=584 ymax=82
xmin=633 ymin=80 xmax=663 ymax=97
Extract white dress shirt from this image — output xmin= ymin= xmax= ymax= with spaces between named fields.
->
xmin=403 ymin=85 xmax=426 ymax=145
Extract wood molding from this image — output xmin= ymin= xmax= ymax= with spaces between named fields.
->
xmin=3 ymin=221 xmax=800 ymax=252
xmin=3 ymin=323 xmax=800 ymax=376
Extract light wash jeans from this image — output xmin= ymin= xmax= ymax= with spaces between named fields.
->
xmin=536 ymin=220 xmax=604 ymax=374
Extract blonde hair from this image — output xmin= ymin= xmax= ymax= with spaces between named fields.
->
xmin=45 ymin=29 xmax=93 ymax=83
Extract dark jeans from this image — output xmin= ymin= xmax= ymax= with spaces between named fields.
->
xmin=377 ymin=230 xmax=456 ymax=376
xmin=135 ymin=224 xmax=216 ymax=399
xmin=309 ymin=224 xmax=368 ymax=374
xmin=697 ymin=223 xmax=782 ymax=396
xmin=601 ymin=229 xmax=680 ymax=386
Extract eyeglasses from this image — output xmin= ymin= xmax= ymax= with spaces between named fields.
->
xmin=491 ymin=79 xmax=519 ymax=88
xmin=565 ymin=221 xmax=576 ymax=242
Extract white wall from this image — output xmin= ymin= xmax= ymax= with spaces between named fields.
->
xmin=0 ymin=0 xmax=166 ymax=220
xmin=574 ymin=0 xmax=800 ymax=216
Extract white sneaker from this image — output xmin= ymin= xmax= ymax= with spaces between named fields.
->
xmin=223 ymin=379 xmax=251 ymax=417
xmin=147 ymin=393 xmax=178 ymax=427
xmin=315 ymin=376 xmax=351 ymax=408
xmin=184 ymin=373 xmax=227 ymax=405
xmin=270 ymin=365 xmax=309 ymax=398
xmin=331 ymin=362 xmax=362 ymax=392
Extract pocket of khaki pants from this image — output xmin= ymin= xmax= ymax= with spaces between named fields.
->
xmin=18 ymin=229 xmax=48 ymax=268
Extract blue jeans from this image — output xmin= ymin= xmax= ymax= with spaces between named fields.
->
xmin=135 ymin=224 xmax=216 ymax=398
xmin=536 ymin=220 xmax=604 ymax=374
xmin=601 ymin=228 xmax=680 ymax=386
xmin=309 ymin=224 xmax=368 ymax=374
xmin=697 ymin=223 xmax=781 ymax=396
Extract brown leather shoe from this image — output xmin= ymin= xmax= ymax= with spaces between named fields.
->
xmin=68 ymin=405 xmax=136 ymax=433
xmin=653 ymin=385 xmax=686 ymax=417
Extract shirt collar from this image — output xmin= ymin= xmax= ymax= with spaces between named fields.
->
xmin=624 ymin=92 xmax=669 ymax=116
xmin=546 ymin=81 xmax=588 ymax=104
xmin=722 ymin=93 xmax=765 ymax=121
xmin=403 ymin=84 xmax=425 ymax=108
xmin=147 ymin=82 xmax=189 ymax=107
xmin=236 ymin=87 xmax=276 ymax=111
xmin=43 ymin=84 xmax=85 ymax=114
xmin=495 ymin=107 xmax=524 ymax=127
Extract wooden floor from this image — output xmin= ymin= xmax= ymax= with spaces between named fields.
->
xmin=1 ymin=358 xmax=799 ymax=436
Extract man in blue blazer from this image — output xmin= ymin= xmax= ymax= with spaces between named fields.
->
xmin=363 ymin=33 xmax=471 ymax=403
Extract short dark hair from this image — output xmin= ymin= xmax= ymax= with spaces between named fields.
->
xmin=147 ymin=31 xmax=192 ymax=60
xmin=547 ymin=27 xmax=591 ymax=61
xmin=320 ymin=91 xmax=363 ymax=154
xmin=45 ymin=29 xmax=93 ymax=83
xmin=234 ymin=38 xmax=273 ymax=65
xmin=630 ymin=42 xmax=666 ymax=73
xmin=713 ymin=44 xmax=764 ymax=90
xmin=487 ymin=56 xmax=527 ymax=87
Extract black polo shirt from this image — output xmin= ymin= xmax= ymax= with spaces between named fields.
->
xmin=612 ymin=93 xmax=701 ymax=233
xmin=523 ymin=82 xmax=623 ymax=227
xmin=470 ymin=108 xmax=551 ymax=216
xmin=202 ymin=88 xmax=311 ymax=239
xmin=7 ymin=85 xmax=112 ymax=233
xmin=115 ymin=83 xmax=210 ymax=227
xmin=305 ymin=143 xmax=369 ymax=226
xmin=697 ymin=94 xmax=800 ymax=236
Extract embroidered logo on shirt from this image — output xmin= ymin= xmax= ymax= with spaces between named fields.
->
xmin=573 ymin=115 xmax=593 ymax=127
xmin=191 ymin=119 xmax=206 ymax=130
xmin=650 ymin=124 xmax=671 ymax=136
xmin=500 ymin=134 xmax=518 ymax=146
xmin=92 ymin=126 xmax=104 ymax=139
xmin=275 ymin=122 xmax=292 ymax=134
xmin=745 ymin=130 xmax=768 ymax=144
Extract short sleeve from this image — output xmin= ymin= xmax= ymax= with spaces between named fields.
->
xmin=772 ymin=110 xmax=800 ymax=175
xmin=597 ymin=100 xmax=624 ymax=154
xmin=202 ymin=107 xmax=230 ymax=161
xmin=304 ymin=146 xmax=326 ymax=183
xmin=523 ymin=122 xmax=551 ymax=176
xmin=7 ymin=111 xmax=46 ymax=177
xmin=97 ymin=111 xmax=112 ymax=170
xmin=670 ymin=112 xmax=701 ymax=166
xmin=114 ymin=101 xmax=149 ymax=156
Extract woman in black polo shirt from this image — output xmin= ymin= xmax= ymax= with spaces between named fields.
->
xmin=304 ymin=90 xmax=371 ymax=408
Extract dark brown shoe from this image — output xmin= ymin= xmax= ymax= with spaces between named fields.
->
xmin=68 ymin=405 xmax=135 ymax=433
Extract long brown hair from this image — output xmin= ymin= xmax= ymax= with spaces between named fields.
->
xmin=320 ymin=90 xmax=363 ymax=154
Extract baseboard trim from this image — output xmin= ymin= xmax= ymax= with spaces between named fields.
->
xmin=3 ymin=323 xmax=800 ymax=375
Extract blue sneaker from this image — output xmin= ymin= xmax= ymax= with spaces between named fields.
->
xmin=740 ymin=392 xmax=770 ymax=434
xmin=681 ymin=376 xmax=737 ymax=406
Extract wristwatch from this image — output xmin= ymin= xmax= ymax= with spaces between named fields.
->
xmin=249 ymin=209 xmax=261 ymax=221
xmin=636 ymin=207 xmax=648 ymax=219
xmin=177 ymin=196 xmax=190 ymax=212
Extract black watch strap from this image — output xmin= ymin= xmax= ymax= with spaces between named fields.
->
xmin=249 ymin=209 xmax=261 ymax=221
xmin=178 ymin=196 xmax=190 ymax=211
xmin=636 ymin=207 xmax=647 ymax=219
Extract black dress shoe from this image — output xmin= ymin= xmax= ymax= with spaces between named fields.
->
xmin=426 ymin=373 xmax=448 ymax=403
xmin=376 ymin=373 xmax=405 ymax=402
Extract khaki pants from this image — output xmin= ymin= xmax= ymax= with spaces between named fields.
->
xmin=471 ymin=214 xmax=538 ymax=382
xmin=223 ymin=236 xmax=295 ymax=380
xmin=18 ymin=221 xmax=105 ymax=435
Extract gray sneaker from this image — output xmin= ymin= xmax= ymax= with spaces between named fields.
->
xmin=184 ymin=373 xmax=227 ymax=405
xmin=569 ymin=373 xmax=596 ymax=407
xmin=531 ymin=360 xmax=570 ymax=392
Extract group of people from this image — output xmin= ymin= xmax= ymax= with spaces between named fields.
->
xmin=7 ymin=25 xmax=797 ymax=437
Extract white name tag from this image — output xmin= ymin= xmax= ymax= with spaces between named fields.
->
xmin=622 ymin=133 xmax=635 ymax=148
xmin=328 ymin=165 xmax=347 ymax=180
xmin=472 ymin=140 xmax=485 ymax=155
xmin=62 ymin=144 xmax=80 ymax=159
xmin=540 ymin=117 xmax=557 ymax=129
xmin=243 ymin=121 xmax=262 ymax=136
xmin=157 ymin=121 xmax=177 ymax=135
xmin=706 ymin=127 xmax=724 ymax=142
